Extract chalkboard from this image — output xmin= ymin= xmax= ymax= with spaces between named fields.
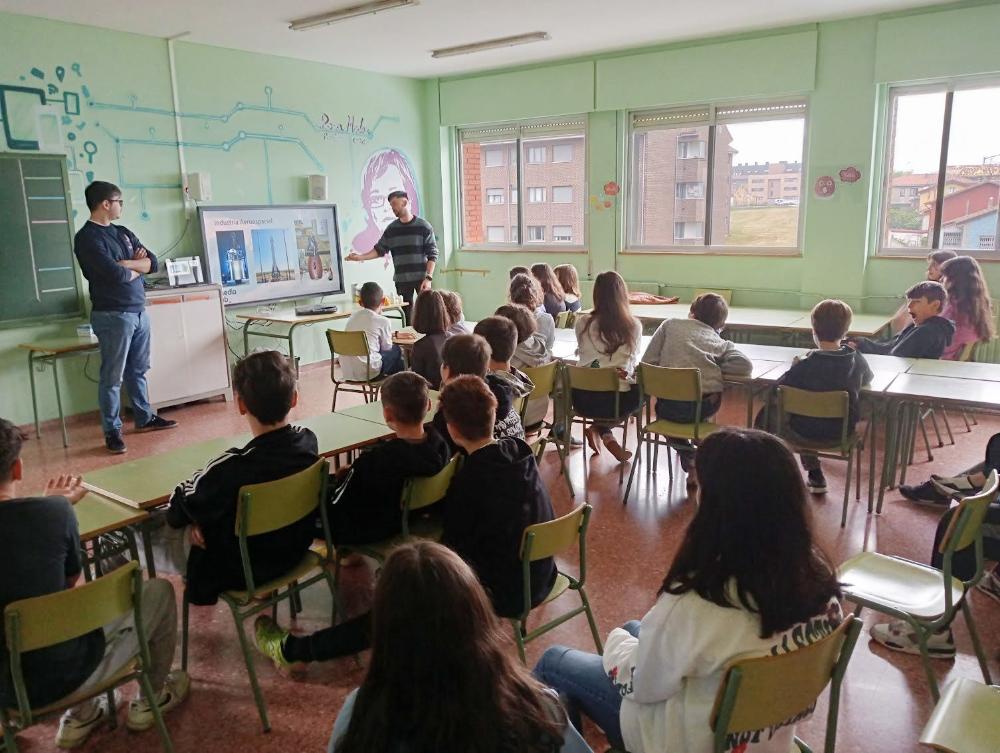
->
xmin=0 ymin=153 xmax=82 ymax=325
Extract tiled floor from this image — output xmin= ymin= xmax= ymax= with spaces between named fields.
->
xmin=11 ymin=364 xmax=998 ymax=752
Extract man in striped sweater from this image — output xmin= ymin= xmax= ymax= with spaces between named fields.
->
xmin=345 ymin=190 xmax=438 ymax=323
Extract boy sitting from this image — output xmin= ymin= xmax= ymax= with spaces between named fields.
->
xmin=340 ymin=281 xmax=404 ymax=381
xmin=165 ymin=350 xmax=320 ymax=606
xmin=763 ymin=300 xmax=873 ymax=494
xmin=439 ymin=376 xmax=557 ymax=619
xmin=327 ymin=371 xmax=451 ymax=545
xmin=0 ymin=418 xmax=187 ymax=748
xmin=473 ymin=317 xmax=535 ymax=439
xmin=848 ymin=281 xmax=954 ymax=358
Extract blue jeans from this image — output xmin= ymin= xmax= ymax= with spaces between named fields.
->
xmin=91 ymin=310 xmax=154 ymax=434
xmin=379 ymin=345 xmax=404 ymax=376
xmin=533 ymin=620 xmax=641 ymax=749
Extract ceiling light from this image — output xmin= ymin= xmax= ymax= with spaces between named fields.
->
xmin=289 ymin=0 xmax=418 ymax=31
xmin=431 ymin=32 xmax=550 ymax=59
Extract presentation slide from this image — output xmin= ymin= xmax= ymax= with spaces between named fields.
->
xmin=198 ymin=204 xmax=345 ymax=306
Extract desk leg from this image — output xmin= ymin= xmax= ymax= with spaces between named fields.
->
xmin=28 ymin=351 xmax=41 ymax=439
xmin=876 ymin=399 xmax=902 ymax=515
xmin=288 ymin=323 xmax=299 ymax=377
xmin=140 ymin=520 xmax=158 ymax=579
xmin=242 ymin=319 xmax=251 ymax=357
xmin=52 ymin=357 xmax=68 ymax=448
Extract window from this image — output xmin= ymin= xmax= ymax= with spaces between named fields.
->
xmin=552 ymin=186 xmax=573 ymax=203
xmin=628 ymin=101 xmax=806 ymax=251
xmin=553 ymin=225 xmax=573 ymax=242
xmin=879 ymin=82 xmax=1000 ymax=255
xmin=552 ymin=144 xmax=573 ymax=163
xmin=459 ymin=118 xmax=586 ymax=248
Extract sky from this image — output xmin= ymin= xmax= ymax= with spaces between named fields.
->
xmin=726 ymin=119 xmax=805 ymax=165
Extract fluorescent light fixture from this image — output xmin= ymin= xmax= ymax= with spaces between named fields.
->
xmin=431 ymin=31 xmax=550 ymax=59
xmin=289 ymin=0 xmax=418 ymax=31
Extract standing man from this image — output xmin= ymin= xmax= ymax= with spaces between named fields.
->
xmin=345 ymin=190 xmax=437 ymax=323
xmin=74 ymin=181 xmax=177 ymax=454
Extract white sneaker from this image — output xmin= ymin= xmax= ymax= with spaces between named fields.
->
xmin=56 ymin=692 xmax=118 ymax=748
xmin=126 ymin=670 xmax=190 ymax=732
xmin=870 ymin=620 xmax=955 ymax=659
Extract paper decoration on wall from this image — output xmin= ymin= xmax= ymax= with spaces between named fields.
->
xmin=604 ymin=181 xmax=620 ymax=196
xmin=590 ymin=180 xmax=620 ymax=212
xmin=839 ymin=166 xmax=861 ymax=183
xmin=814 ymin=175 xmax=836 ymax=198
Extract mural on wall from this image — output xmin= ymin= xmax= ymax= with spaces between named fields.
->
xmin=349 ymin=148 xmax=422 ymax=258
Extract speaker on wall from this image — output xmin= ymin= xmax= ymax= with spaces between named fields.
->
xmin=307 ymin=174 xmax=328 ymax=201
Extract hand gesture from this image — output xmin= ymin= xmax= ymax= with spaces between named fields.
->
xmin=190 ymin=524 xmax=207 ymax=549
xmin=345 ymin=252 xmax=362 ymax=262
xmin=419 ymin=278 xmax=432 ymax=292
xmin=44 ymin=475 xmax=86 ymax=504
xmin=133 ymin=247 xmax=149 ymax=260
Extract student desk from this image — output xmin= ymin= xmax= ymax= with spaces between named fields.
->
xmin=627 ymin=305 xmax=892 ymax=338
xmin=18 ymin=337 xmax=101 ymax=447
xmin=905 ymin=359 xmax=1000 ymax=382
xmin=237 ymin=303 xmax=407 ymax=366
xmin=550 ymin=330 xmax=653 ymax=363
xmin=338 ymin=393 xmax=440 ymax=427
xmin=75 ymin=491 xmax=148 ymax=580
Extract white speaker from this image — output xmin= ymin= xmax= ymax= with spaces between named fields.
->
xmin=187 ymin=172 xmax=212 ymax=202
xmin=308 ymin=174 xmax=328 ymax=201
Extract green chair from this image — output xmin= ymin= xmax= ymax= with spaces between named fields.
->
xmin=522 ymin=361 xmax=573 ymax=497
xmin=566 ymin=365 xmax=644 ymax=499
xmin=2 ymin=562 xmax=173 ymax=752
xmin=180 ymin=459 xmax=335 ymax=732
xmin=326 ymin=329 xmax=385 ymax=412
xmin=920 ymin=677 xmax=1000 ymax=753
xmin=776 ymin=386 xmax=871 ymax=528
xmin=511 ymin=504 xmax=602 ymax=663
xmin=555 ymin=310 xmax=576 ymax=329
xmin=623 ymin=364 xmax=719 ymax=504
xmin=693 ymin=287 xmax=733 ymax=305
xmin=838 ymin=471 xmax=998 ymax=701
xmin=710 ymin=615 xmax=862 ymax=753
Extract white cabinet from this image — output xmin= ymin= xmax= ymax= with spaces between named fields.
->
xmin=146 ymin=285 xmax=231 ymax=409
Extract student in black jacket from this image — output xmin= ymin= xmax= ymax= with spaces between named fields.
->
xmin=848 ymin=281 xmax=954 ymax=358
xmin=165 ymin=351 xmax=319 ymax=606
xmin=326 ymin=371 xmax=451 ymax=545
xmin=757 ymin=300 xmax=873 ymax=494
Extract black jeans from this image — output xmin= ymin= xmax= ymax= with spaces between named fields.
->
xmin=570 ymin=384 xmax=641 ymax=436
xmin=282 ymin=612 xmax=372 ymax=663
xmin=394 ymin=281 xmax=421 ymax=325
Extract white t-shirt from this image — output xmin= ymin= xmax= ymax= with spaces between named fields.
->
xmin=603 ymin=589 xmax=843 ymax=753
xmin=339 ymin=307 xmax=392 ymax=381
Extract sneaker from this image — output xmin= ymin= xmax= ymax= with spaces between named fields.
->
xmin=104 ymin=430 xmax=127 ymax=455
xmin=254 ymin=616 xmax=304 ymax=676
xmin=870 ymin=620 xmax=955 ymax=659
xmin=56 ymin=692 xmax=117 ymax=748
xmin=136 ymin=415 xmax=178 ymax=433
xmin=550 ymin=425 xmax=584 ymax=448
xmin=899 ymin=480 xmax=951 ymax=508
xmin=931 ymin=474 xmax=981 ymax=498
xmin=126 ymin=670 xmax=190 ymax=732
xmin=976 ymin=569 xmax=1000 ymax=605
xmin=806 ymin=469 xmax=827 ymax=494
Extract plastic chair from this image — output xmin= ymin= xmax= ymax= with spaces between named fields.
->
xmin=838 ymin=471 xmax=998 ymax=701
xmin=693 ymin=288 xmax=733 ymax=305
xmin=565 ymin=365 xmax=644 ymax=498
xmin=180 ymin=459 xmax=335 ymax=732
xmin=326 ymin=329 xmax=385 ymax=412
xmin=920 ymin=677 xmax=1000 ymax=753
xmin=710 ymin=615 xmax=862 ymax=753
xmin=776 ymin=386 xmax=871 ymax=528
xmin=2 ymin=562 xmax=173 ymax=752
xmin=510 ymin=504 xmax=602 ymax=663
xmin=623 ymin=364 xmax=719 ymax=504
xmin=521 ymin=361 xmax=573 ymax=497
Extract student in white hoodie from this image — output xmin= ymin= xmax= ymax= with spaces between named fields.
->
xmin=534 ymin=428 xmax=844 ymax=753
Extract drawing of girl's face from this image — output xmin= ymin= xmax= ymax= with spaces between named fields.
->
xmin=367 ymin=165 xmax=406 ymax=228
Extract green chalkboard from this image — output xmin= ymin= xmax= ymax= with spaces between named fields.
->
xmin=0 ymin=153 xmax=82 ymax=325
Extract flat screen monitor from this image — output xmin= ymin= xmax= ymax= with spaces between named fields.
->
xmin=198 ymin=204 xmax=344 ymax=307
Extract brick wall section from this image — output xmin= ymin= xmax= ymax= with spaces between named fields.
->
xmin=462 ymin=142 xmax=483 ymax=244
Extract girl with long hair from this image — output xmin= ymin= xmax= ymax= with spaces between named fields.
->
xmin=330 ymin=542 xmax=591 ymax=753
xmin=554 ymin=264 xmax=582 ymax=313
xmin=409 ymin=290 xmax=450 ymax=388
xmin=510 ymin=272 xmax=556 ymax=350
xmin=534 ymin=429 xmax=843 ymax=753
xmin=572 ymin=270 xmax=642 ymax=461
xmin=939 ymin=255 xmax=995 ymax=360
xmin=531 ymin=263 xmax=567 ymax=318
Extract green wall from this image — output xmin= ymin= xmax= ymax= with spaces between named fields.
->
xmin=0 ymin=12 xmax=435 ymax=426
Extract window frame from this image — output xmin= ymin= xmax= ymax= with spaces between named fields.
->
xmin=876 ymin=78 xmax=1000 ymax=258
xmin=623 ymin=99 xmax=808 ymax=256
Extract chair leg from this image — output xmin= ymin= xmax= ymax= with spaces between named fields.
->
xmin=106 ymin=689 xmax=118 ymax=729
xmin=617 ymin=423 xmax=628 ymax=486
xmin=513 ymin=620 xmax=527 ymax=664
xmin=918 ymin=411 xmax=934 ymax=462
xmin=855 ymin=445 xmax=862 ymax=502
xmin=914 ymin=625 xmax=941 ymax=702
xmin=331 ymin=383 xmax=339 ymax=413
xmin=3 ymin=718 xmax=19 ymax=753
xmin=962 ymin=599 xmax=994 ymax=685
xmin=138 ymin=670 xmax=175 ymax=753
xmin=940 ymin=408 xmax=955 ymax=445
xmin=579 ymin=586 xmax=604 ymax=655
xmin=928 ymin=409 xmax=943 ymax=448
xmin=581 ymin=418 xmax=589 ymax=501
xmin=231 ymin=605 xmax=272 ymax=732
xmin=841 ymin=452 xmax=853 ymax=529
xmin=181 ymin=593 xmax=190 ymax=671
xmin=622 ymin=434 xmax=642 ymax=505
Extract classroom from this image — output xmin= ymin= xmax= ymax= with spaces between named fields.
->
xmin=1 ymin=0 xmax=999 ymax=751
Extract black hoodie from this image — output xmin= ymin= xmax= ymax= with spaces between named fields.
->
xmin=853 ymin=315 xmax=955 ymax=359
xmin=777 ymin=346 xmax=873 ymax=441
xmin=442 ymin=438 xmax=557 ymax=618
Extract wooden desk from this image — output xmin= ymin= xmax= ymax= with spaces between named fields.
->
xmin=18 ymin=337 xmax=101 ymax=447
xmin=906 ymin=359 xmax=1000 ymax=382
xmin=298 ymin=412 xmax=395 ymax=453
xmin=75 ymin=492 xmax=149 ymax=542
xmin=884 ymin=373 xmax=1000 ymax=408
xmin=628 ymin=305 xmax=892 ymax=337
xmin=237 ymin=302 xmax=407 ymax=365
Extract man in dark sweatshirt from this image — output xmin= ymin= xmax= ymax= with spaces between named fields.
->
xmin=165 ymin=351 xmax=319 ymax=606
xmin=74 ymin=181 xmax=177 ymax=454
xmin=848 ymin=281 xmax=954 ymax=358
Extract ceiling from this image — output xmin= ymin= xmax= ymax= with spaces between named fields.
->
xmin=3 ymin=0 xmax=953 ymax=78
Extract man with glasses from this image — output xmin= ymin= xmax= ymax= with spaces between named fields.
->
xmin=74 ymin=181 xmax=177 ymax=454
xmin=344 ymin=190 xmax=438 ymax=324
